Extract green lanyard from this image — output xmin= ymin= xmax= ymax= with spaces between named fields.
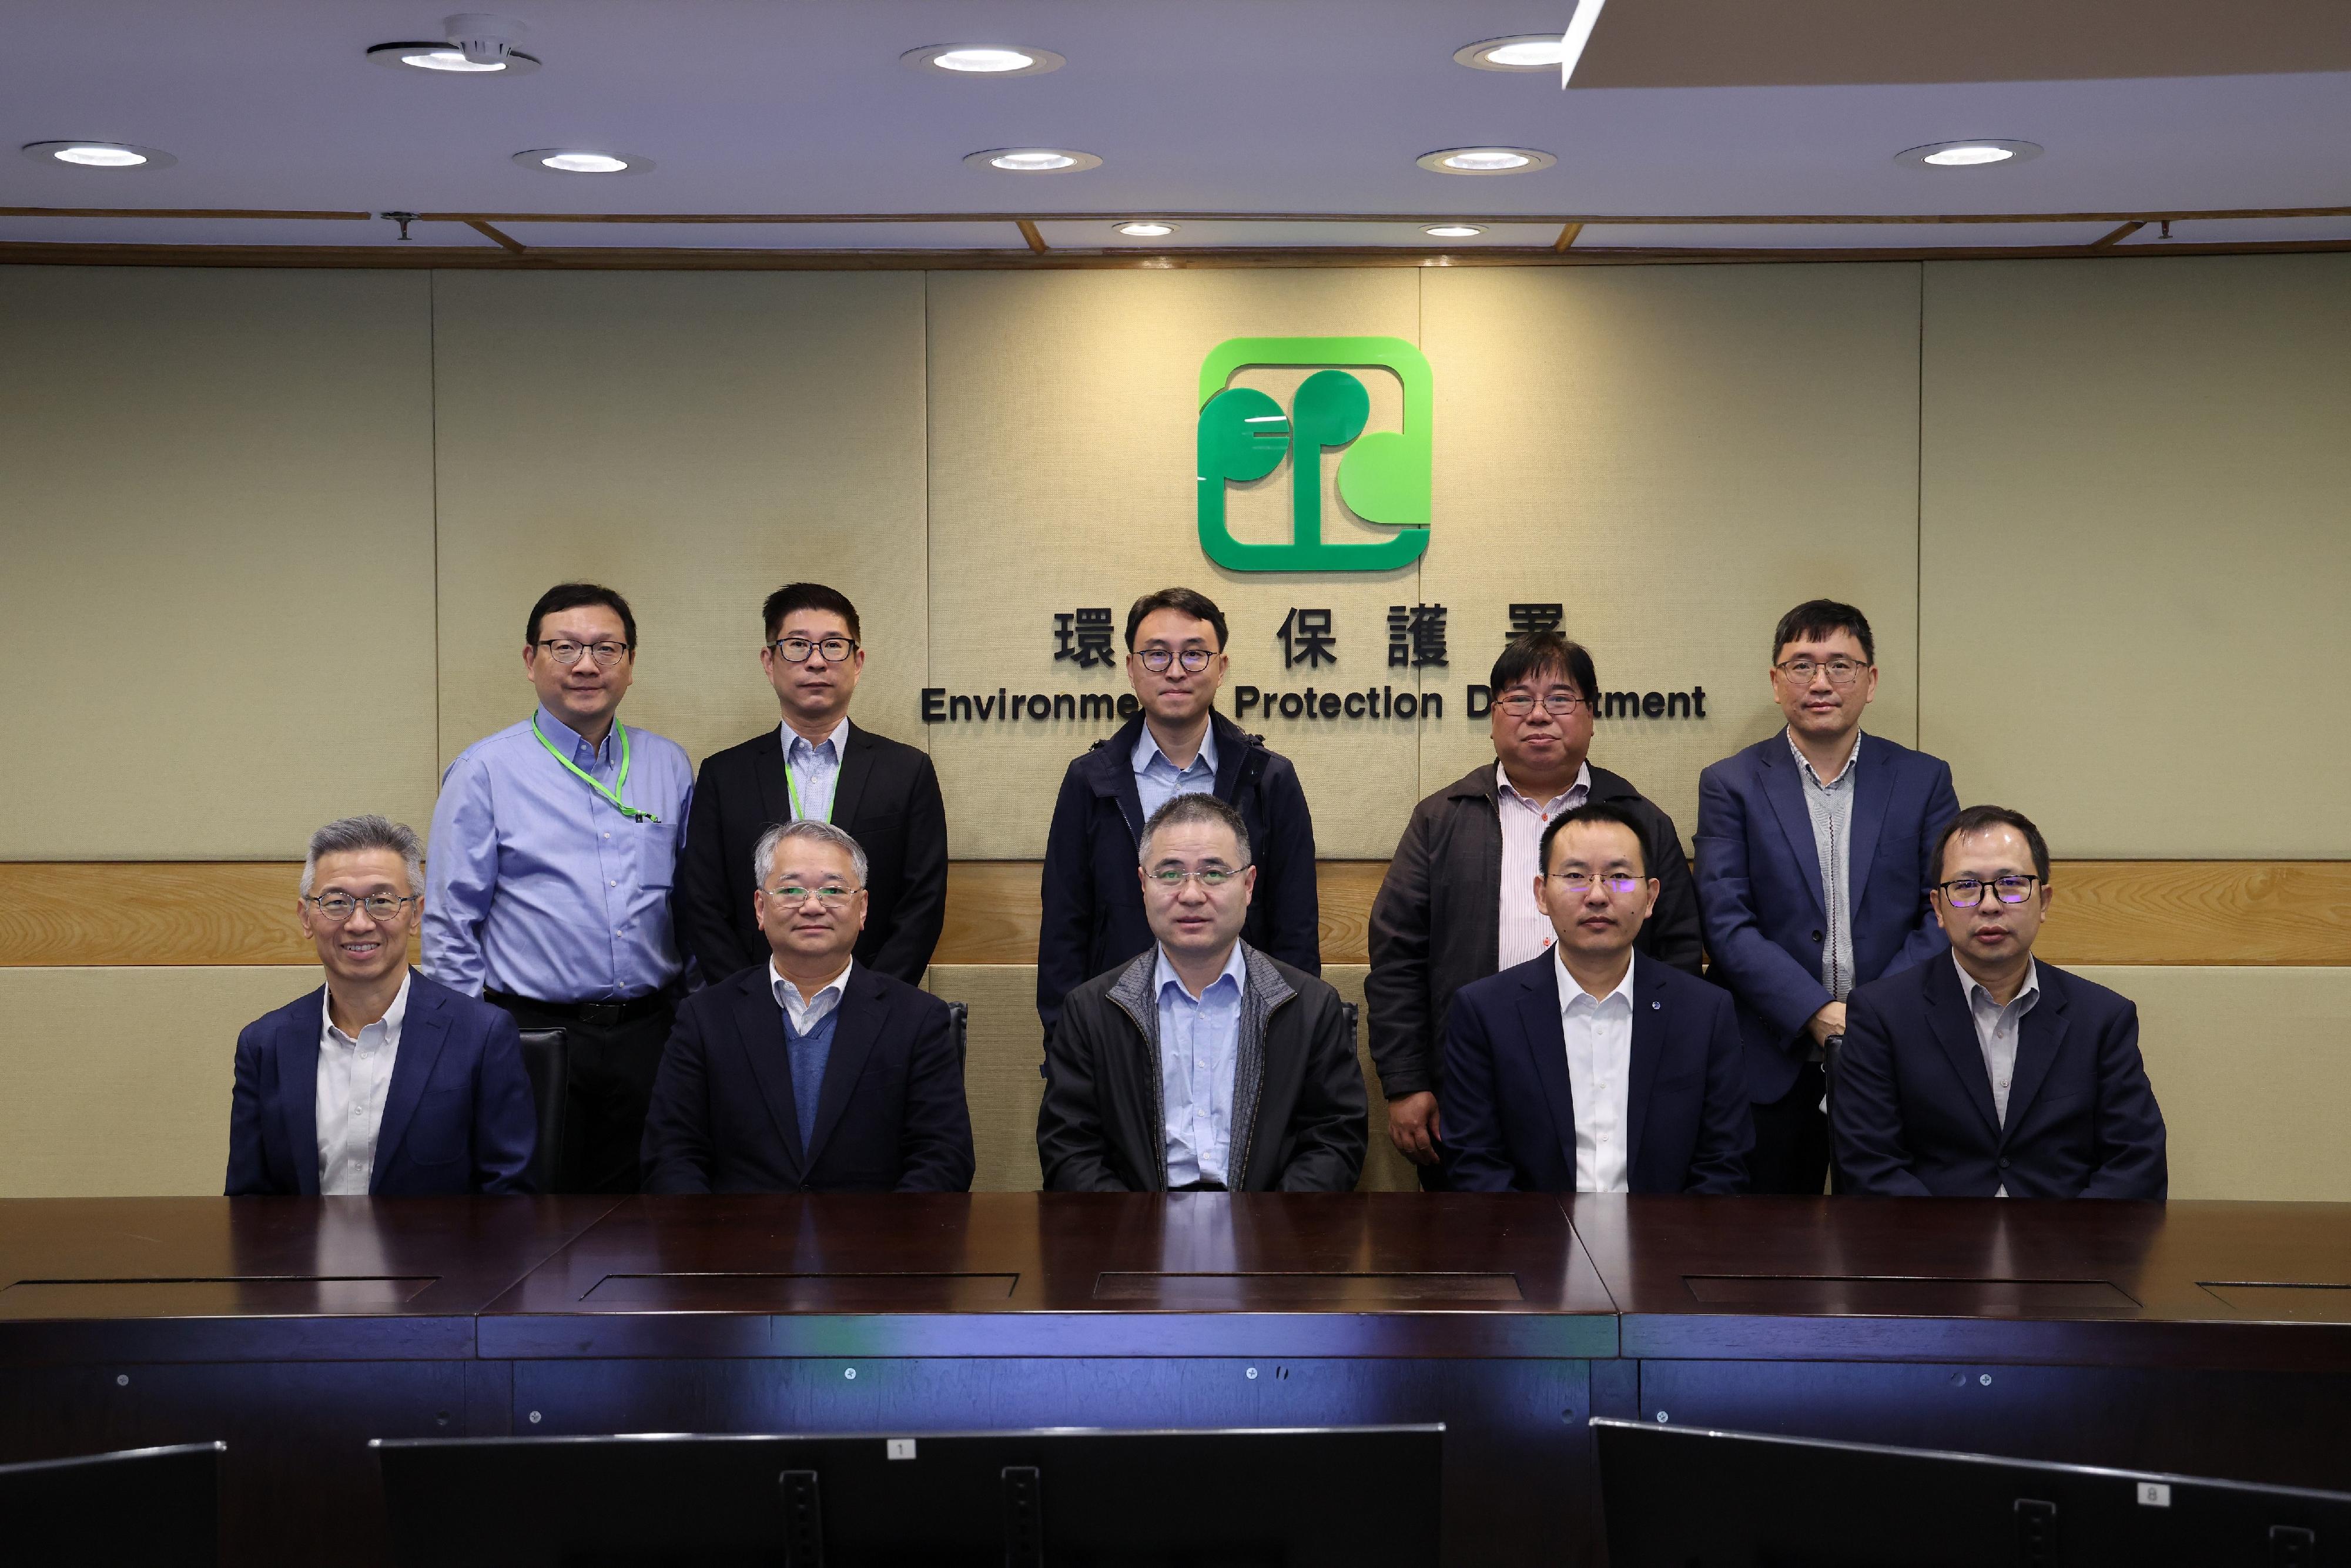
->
xmin=533 ymin=713 xmax=660 ymax=823
xmin=783 ymin=741 xmax=832 ymax=824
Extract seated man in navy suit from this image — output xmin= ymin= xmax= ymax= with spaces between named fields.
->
xmin=1444 ymin=802 xmax=1749 ymax=1194
xmin=227 ymin=815 xmax=536 ymax=1196
xmin=1833 ymin=806 xmax=2167 ymax=1199
xmin=641 ymin=820 xmax=973 ymax=1193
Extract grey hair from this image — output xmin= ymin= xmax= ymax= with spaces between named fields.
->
xmin=1138 ymin=792 xmax=1252 ymax=866
xmin=753 ymin=819 xmax=869 ymax=889
xmin=300 ymin=815 xmax=425 ymax=897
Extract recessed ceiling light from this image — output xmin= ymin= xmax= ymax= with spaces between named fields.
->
xmin=368 ymin=42 xmax=541 ymax=75
xmin=1423 ymin=224 xmax=1486 ymax=238
xmin=512 ymin=148 xmax=649 ymax=175
xmin=21 ymin=140 xmax=176 ymax=169
xmin=902 ymin=44 xmax=1065 ymax=76
xmin=1417 ymin=146 xmax=1555 ymax=176
xmin=1454 ymin=35 xmax=1567 ymax=71
xmin=964 ymin=148 xmax=1103 ymax=173
xmin=1114 ymin=221 xmax=1177 ymax=237
xmin=1895 ymin=139 xmax=2044 ymax=170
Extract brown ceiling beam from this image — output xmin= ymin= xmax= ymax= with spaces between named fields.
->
xmin=1553 ymin=222 xmax=1584 ymax=251
xmin=1016 ymin=219 xmax=1049 ymax=254
xmin=464 ymin=219 xmax=528 ymax=253
xmin=2091 ymin=220 xmax=2148 ymax=249
xmin=0 ymin=206 xmax=373 ymax=220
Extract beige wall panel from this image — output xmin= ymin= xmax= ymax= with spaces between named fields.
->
xmin=430 ymin=272 xmax=930 ymax=783
xmin=2079 ymin=966 xmax=2351 ymax=1201
xmin=1419 ymin=265 xmax=1925 ymax=847
xmin=1920 ymin=255 xmax=2351 ymax=857
xmin=0 ymin=267 xmax=437 ymax=859
xmin=0 ymin=966 xmax=316 ymax=1197
xmin=931 ymin=963 xmax=1410 ymax=1193
xmin=924 ymin=270 xmax=1428 ymax=859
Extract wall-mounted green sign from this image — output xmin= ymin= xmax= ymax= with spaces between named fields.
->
xmin=1195 ymin=336 xmax=1432 ymax=572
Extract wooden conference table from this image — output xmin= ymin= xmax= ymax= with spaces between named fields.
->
xmin=2 ymin=1193 xmax=2347 ymax=1566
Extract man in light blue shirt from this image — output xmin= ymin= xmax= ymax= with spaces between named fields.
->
xmin=426 ymin=582 xmax=693 ymax=1193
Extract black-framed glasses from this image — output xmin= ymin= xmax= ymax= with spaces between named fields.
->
xmin=762 ymin=882 xmax=857 ymax=904
xmin=1137 ymin=648 xmax=1214 ymax=675
xmin=1546 ymin=872 xmax=1643 ymax=896
xmin=306 ymin=893 xmax=417 ymax=922
xmin=1146 ymin=865 xmax=1250 ymax=890
xmin=1774 ymin=656 xmax=1870 ymax=688
xmin=1937 ymin=875 xmax=2041 ymax=907
xmin=771 ymin=636 xmax=859 ymax=664
xmin=1496 ymin=691 xmax=1586 ymax=719
xmin=534 ymin=638 xmax=631 ymax=668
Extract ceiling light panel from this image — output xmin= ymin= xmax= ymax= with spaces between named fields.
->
xmin=513 ymin=149 xmax=650 ymax=174
xmin=902 ymin=44 xmax=1065 ymax=76
xmin=1454 ymin=35 xmax=1568 ymax=71
xmin=964 ymin=148 xmax=1102 ymax=173
xmin=1417 ymin=147 xmax=1556 ymax=175
xmin=1895 ymin=139 xmax=2044 ymax=169
xmin=367 ymin=42 xmax=541 ymax=74
xmin=21 ymin=140 xmax=176 ymax=169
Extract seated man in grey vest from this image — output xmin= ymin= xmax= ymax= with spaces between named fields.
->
xmin=1038 ymin=793 xmax=1366 ymax=1191
xmin=641 ymin=820 xmax=974 ymax=1192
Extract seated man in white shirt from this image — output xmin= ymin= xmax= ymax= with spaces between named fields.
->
xmin=1442 ymin=802 xmax=1750 ymax=1193
xmin=640 ymin=820 xmax=973 ymax=1192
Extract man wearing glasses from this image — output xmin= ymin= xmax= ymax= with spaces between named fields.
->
xmin=1367 ymin=630 xmax=1700 ymax=1185
xmin=1443 ymin=803 xmax=1749 ymax=1194
xmin=425 ymin=582 xmax=693 ymax=1193
xmin=1832 ymin=806 xmax=2166 ymax=1198
xmin=678 ymin=582 xmax=949 ymax=990
xmin=642 ymin=821 xmax=973 ymax=1193
xmin=1695 ymin=599 xmax=1960 ymax=1194
xmin=1037 ymin=587 xmax=1319 ymax=1048
xmin=230 ymin=816 xmax=537 ymax=1195
xmin=1039 ymin=794 xmax=1364 ymax=1192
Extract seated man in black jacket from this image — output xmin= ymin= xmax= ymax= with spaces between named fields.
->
xmin=1038 ymin=793 xmax=1365 ymax=1192
xmin=641 ymin=820 xmax=973 ymax=1194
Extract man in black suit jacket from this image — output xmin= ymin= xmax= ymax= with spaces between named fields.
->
xmin=678 ymin=583 xmax=947 ymax=987
xmin=643 ymin=820 xmax=973 ymax=1193
xmin=1444 ymin=802 xmax=1749 ymax=1194
xmin=1833 ymin=806 xmax=2166 ymax=1199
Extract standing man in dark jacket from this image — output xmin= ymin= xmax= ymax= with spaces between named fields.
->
xmin=1038 ymin=794 xmax=1364 ymax=1192
xmin=678 ymin=583 xmax=949 ymax=988
xmin=1036 ymin=587 xmax=1319 ymax=1045
xmin=1366 ymin=631 xmax=1701 ymax=1184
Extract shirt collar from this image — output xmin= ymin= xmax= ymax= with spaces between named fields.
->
xmin=1498 ymin=759 xmax=1591 ymax=812
xmin=1556 ymin=947 xmax=1637 ymax=1014
xmin=323 ymin=969 xmax=412 ymax=1047
xmin=783 ymin=714 xmax=851 ymax=761
xmin=1953 ymin=951 xmax=2040 ymax=1013
xmin=1134 ymin=721 xmax=1218 ymax=778
xmin=536 ymin=703 xmax=616 ymax=768
xmin=1154 ymin=940 xmax=1247 ymax=1005
xmin=1786 ymin=727 xmax=1863 ymax=788
xmin=771 ymin=956 xmax=854 ymax=1011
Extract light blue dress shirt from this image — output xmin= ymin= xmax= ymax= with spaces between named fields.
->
xmin=1155 ymin=942 xmax=1247 ymax=1188
xmin=1133 ymin=722 xmax=1218 ymax=826
xmin=783 ymin=716 xmax=849 ymax=823
xmin=424 ymin=705 xmax=695 ymax=1003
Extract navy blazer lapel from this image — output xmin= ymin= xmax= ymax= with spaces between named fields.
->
xmin=829 ymin=725 xmax=877 ymax=830
xmin=805 ymin=969 xmax=883 ymax=1168
xmin=731 ymin=971 xmax=808 ymax=1173
xmin=1625 ymin=960 xmax=1666 ymax=1179
xmin=371 ymin=976 xmax=451 ymax=1188
xmin=1511 ymin=960 xmax=1581 ymax=1184
xmin=1088 ymin=719 xmax=1150 ymax=843
xmin=1922 ymin=957 xmax=2002 ymax=1137
xmin=751 ymin=732 xmax=795 ymax=832
xmin=2001 ymin=967 xmax=2071 ymax=1134
xmin=1758 ymin=739 xmax=1827 ymax=918
xmin=1847 ymin=733 xmax=1894 ymax=914
xmin=280 ymin=989 xmax=326 ymax=1196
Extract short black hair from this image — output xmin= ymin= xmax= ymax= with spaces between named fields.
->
xmin=1125 ymin=587 xmax=1228 ymax=652
xmin=1138 ymin=791 xmax=1252 ymax=867
xmin=1539 ymin=800 xmax=1651 ymax=877
xmin=1934 ymin=805 xmax=2052 ymax=884
xmin=1773 ymin=598 xmax=1874 ymax=666
xmin=763 ymin=582 xmax=861 ymax=644
xmin=527 ymin=583 xmax=637 ymax=649
xmin=1490 ymin=630 xmax=1598 ymax=703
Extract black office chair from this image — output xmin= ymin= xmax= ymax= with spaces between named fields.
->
xmin=944 ymin=1000 xmax=969 ymax=1070
xmin=514 ymin=1028 xmax=568 ymax=1195
xmin=1341 ymin=1000 xmax=1359 ymax=1054
xmin=0 ymin=1441 xmax=222 ymax=1564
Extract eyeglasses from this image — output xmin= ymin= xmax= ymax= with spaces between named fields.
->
xmin=306 ymin=893 xmax=417 ymax=922
xmin=771 ymin=636 xmax=859 ymax=664
xmin=1136 ymin=648 xmax=1214 ymax=675
xmin=1937 ymin=875 xmax=2042 ymax=907
xmin=535 ymin=639 xmax=631 ymax=668
xmin=1496 ymin=691 xmax=1586 ymax=719
xmin=1774 ymin=656 xmax=1870 ymax=688
xmin=1546 ymin=872 xmax=1644 ymax=896
xmin=763 ymin=883 xmax=857 ymax=904
xmin=1146 ymin=866 xmax=1248 ymax=890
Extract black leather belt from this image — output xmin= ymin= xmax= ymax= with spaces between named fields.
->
xmin=484 ymin=988 xmax=677 ymax=1027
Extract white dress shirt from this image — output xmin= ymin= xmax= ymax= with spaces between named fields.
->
xmin=771 ymin=957 xmax=854 ymax=1034
xmin=1557 ymin=949 xmax=1637 ymax=1193
xmin=1498 ymin=761 xmax=1592 ymax=969
xmin=1956 ymin=953 xmax=2041 ymax=1198
xmin=782 ymin=715 xmax=850 ymax=823
xmin=316 ymin=972 xmax=412 ymax=1196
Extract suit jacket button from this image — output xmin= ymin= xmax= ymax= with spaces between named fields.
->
xmin=1651 ymin=1001 xmax=1662 ymax=1010
xmin=1997 ymin=1157 xmax=2010 ymax=1169
xmin=1810 ymin=930 xmax=1823 ymax=943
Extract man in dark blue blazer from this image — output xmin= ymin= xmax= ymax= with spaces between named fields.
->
xmin=1696 ymin=600 xmax=1960 ymax=1194
xmin=227 ymin=816 xmax=535 ymax=1196
xmin=1834 ymin=806 xmax=2166 ymax=1199
xmin=642 ymin=820 xmax=973 ymax=1193
xmin=1445 ymin=803 xmax=1749 ymax=1194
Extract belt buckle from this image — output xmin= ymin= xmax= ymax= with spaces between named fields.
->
xmin=581 ymin=1001 xmax=624 ymax=1027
